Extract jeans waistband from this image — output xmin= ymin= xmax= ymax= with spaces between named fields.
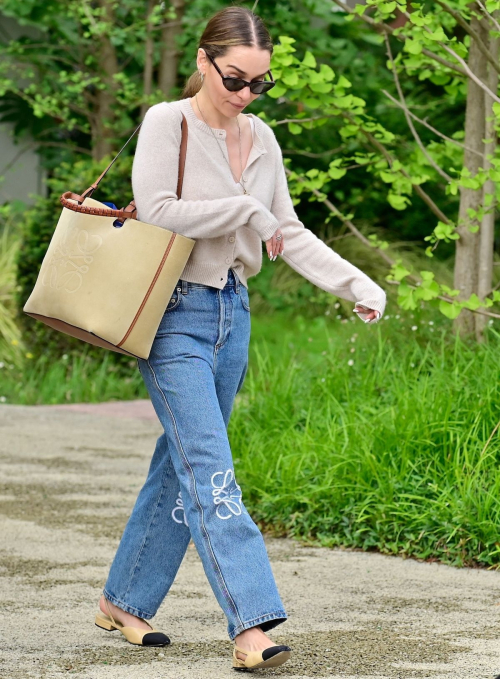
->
xmin=178 ymin=269 xmax=240 ymax=295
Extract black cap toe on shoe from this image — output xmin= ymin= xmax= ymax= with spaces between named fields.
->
xmin=142 ymin=632 xmax=171 ymax=646
xmin=262 ymin=645 xmax=292 ymax=660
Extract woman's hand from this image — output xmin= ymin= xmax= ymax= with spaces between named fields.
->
xmin=353 ymin=304 xmax=381 ymax=323
xmin=265 ymin=228 xmax=284 ymax=261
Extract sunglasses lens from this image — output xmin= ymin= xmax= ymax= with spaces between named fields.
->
xmin=250 ymin=82 xmax=275 ymax=94
xmin=223 ymin=78 xmax=245 ymax=92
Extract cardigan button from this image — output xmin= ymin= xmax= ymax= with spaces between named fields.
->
xmin=225 ymin=257 xmax=231 ymax=264
xmin=228 ymin=236 xmax=235 ymax=242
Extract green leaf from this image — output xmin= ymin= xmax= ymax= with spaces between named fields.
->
xmin=404 ymin=40 xmax=423 ymax=55
xmin=267 ymin=84 xmax=287 ymax=99
xmin=439 ymin=300 xmax=462 ymax=319
xmin=388 ymin=194 xmax=410 ymax=210
xmin=336 ymin=75 xmax=352 ymax=88
xmin=282 ymin=72 xmax=299 ymax=87
xmin=393 ymin=264 xmax=412 ymax=281
xmin=302 ymin=51 xmax=317 ymax=68
xmin=319 ymin=64 xmax=335 ymax=81
xmin=328 ymin=167 xmax=347 ymax=179
xmin=288 ymin=122 xmax=302 ymax=135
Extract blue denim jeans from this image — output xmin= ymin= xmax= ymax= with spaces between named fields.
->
xmin=103 ymin=268 xmax=288 ymax=640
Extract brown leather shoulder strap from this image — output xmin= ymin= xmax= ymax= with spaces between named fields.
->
xmin=60 ymin=109 xmax=188 ymax=219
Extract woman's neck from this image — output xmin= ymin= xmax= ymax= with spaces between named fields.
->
xmin=189 ymin=92 xmax=240 ymax=132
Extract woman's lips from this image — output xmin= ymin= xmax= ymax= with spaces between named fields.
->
xmin=230 ymin=102 xmax=245 ymax=109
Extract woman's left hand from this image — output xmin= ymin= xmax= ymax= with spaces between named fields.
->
xmin=353 ymin=304 xmax=381 ymax=323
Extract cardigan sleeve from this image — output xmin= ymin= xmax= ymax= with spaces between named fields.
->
xmin=131 ymin=103 xmax=278 ymax=242
xmin=268 ymin=132 xmax=387 ymax=317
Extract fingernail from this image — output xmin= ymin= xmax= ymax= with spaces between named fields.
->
xmin=270 ymin=251 xmax=273 ymax=257
xmin=364 ymin=318 xmax=371 ymax=323
xmin=273 ymin=255 xmax=276 ymax=261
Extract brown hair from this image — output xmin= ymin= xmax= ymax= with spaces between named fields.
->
xmin=180 ymin=6 xmax=273 ymax=100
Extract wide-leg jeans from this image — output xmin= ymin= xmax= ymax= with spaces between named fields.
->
xmin=103 ymin=268 xmax=288 ymax=640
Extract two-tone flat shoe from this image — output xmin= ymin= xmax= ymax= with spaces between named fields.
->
xmin=95 ymin=597 xmax=170 ymax=647
xmin=232 ymin=643 xmax=292 ymax=671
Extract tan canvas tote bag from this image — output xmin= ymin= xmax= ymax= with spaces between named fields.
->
xmin=23 ymin=112 xmax=195 ymax=360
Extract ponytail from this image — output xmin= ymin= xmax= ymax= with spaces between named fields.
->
xmin=180 ymin=70 xmax=203 ymax=100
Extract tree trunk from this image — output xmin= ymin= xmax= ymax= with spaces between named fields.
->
xmin=475 ymin=17 xmax=499 ymax=341
xmin=158 ymin=0 xmax=186 ymax=98
xmin=92 ymin=0 xmax=120 ymax=161
xmin=453 ymin=14 xmax=487 ymax=335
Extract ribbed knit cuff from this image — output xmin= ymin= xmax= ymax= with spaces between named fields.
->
xmin=357 ymin=296 xmax=387 ymax=317
xmin=259 ymin=219 xmax=280 ymax=242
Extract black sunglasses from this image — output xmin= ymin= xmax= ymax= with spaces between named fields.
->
xmin=204 ymin=52 xmax=275 ymax=95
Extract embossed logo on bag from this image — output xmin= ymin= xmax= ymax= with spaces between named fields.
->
xmin=42 ymin=224 xmax=103 ymax=293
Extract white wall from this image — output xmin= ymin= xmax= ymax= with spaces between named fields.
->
xmin=0 ymin=14 xmax=47 ymax=206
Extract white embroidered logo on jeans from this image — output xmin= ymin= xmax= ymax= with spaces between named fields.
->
xmin=211 ymin=469 xmax=243 ymax=520
xmin=171 ymin=490 xmax=189 ymax=526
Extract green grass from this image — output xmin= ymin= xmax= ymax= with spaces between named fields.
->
xmin=0 ymin=350 xmax=147 ymax=404
xmin=2 ymin=304 xmax=500 ymax=568
xmin=228 ymin=308 xmax=500 ymax=569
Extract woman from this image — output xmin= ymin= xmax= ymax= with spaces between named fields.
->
xmin=95 ymin=5 xmax=386 ymax=672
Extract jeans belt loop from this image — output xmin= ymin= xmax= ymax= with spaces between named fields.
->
xmin=234 ymin=270 xmax=240 ymax=294
xmin=181 ymin=278 xmax=188 ymax=295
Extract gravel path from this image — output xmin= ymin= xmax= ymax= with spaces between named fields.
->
xmin=0 ymin=402 xmax=499 ymax=679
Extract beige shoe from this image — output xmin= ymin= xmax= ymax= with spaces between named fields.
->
xmin=95 ymin=596 xmax=170 ymax=647
xmin=232 ymin=643 xmax=292 ymax=671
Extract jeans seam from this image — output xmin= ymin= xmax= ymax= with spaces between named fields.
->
xmin=144 ymin=358 xmax=244 ymax=632
xmin=122 ymin=477 xmax=167 ymax=604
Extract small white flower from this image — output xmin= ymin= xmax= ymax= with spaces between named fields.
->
xmin=411 ymin=325 xmax=418 ymax=331
xmin=347 ymin=359 xmax=354 ymax=366
xmin=321 ymin=350 xmax=327 ymax=355
xmin=384 ymin=315 xmax=390 ymax=320
xmin=395 ymin=314 xmax=400 ymax=319
xmin=430 ymin=327 xmax=434 ymax=332
xmin=410 ymin=363 xmax=415 ymax=367
xmin=336 ymin=314 xmax=342 ymax=320
xmin=334 ymin=302 xmax=340 ymax=309
xmin=350 ymin=347 xmax=355 ymax=353
xmin=0 ymin=396 xmax=6 ymax=403
xmin=488 ymin=319 xmax=494 ymax=325
xmin=0 ymin=362 xmax=4 ymax=369
xmin=428 ymin=321 xmax=434 ymax=325
xmin=350 ymin=336 xmax=356 ymax=343
xmin=62 ymin=354 xmax=68 ymax=360
xmin=321 ymin=378 xmax=325 ymax=382
xmin=325 ymin=309 xmax=330 ymax=315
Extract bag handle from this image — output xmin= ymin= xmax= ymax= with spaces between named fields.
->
xmin=60 ymin=112 xmax=189 ymax=221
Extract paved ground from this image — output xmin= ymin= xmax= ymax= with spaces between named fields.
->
xmin=1 ymin=401 xmax=500 ymax=679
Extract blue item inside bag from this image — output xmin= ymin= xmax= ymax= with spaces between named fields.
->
xmin=102 ymin=201 xmax=123 ymax=228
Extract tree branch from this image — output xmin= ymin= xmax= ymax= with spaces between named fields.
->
xmin=329 ymin=0 xmax=468 ymax=77
xmin=287 ymin=165 xmax=500 ymax=318
xmin=435 ymin=0 xmax=500 ymax=75
xmin=381 ymin=89 xmax=484 ymax=157
xmin=401 ymin=11 xmax=500 ymax=103
xmin=384 ymin=32 xmax=454 ymax=182
xmin=343 ymin=112 xmax=453 ymax=225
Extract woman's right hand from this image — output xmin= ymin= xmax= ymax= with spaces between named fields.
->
xmin=265 ymin=228 xmax=284 ymax=261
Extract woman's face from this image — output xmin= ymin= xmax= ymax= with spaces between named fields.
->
xmin=197 ymin=45 xmax=272 ymax=115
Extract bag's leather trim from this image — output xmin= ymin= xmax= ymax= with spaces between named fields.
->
xmin=116 ymin=232 xmax=177 ymax=348
xmin=59 ymin=194 xmax=138 ymax=220
xmin=23 ymin=313 xmax=138 ymax=357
